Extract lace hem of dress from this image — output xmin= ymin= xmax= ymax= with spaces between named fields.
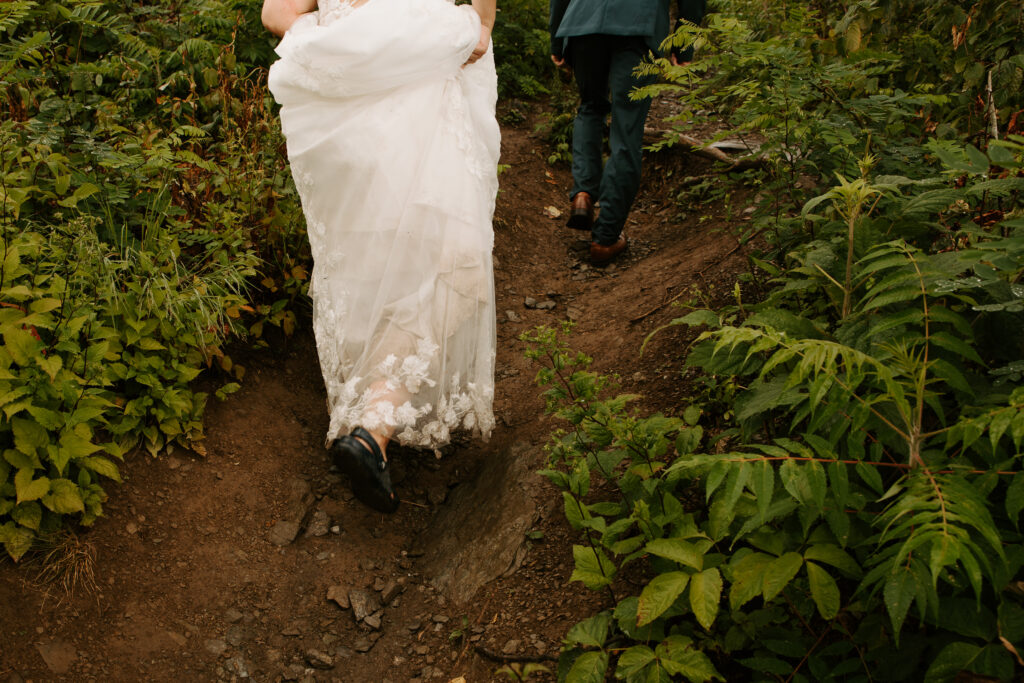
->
xmin=323 ymin=338 xmax=496 ymax=449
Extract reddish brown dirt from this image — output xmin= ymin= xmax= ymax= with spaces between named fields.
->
xmin=0 ymin=102 xmax=749 ymax=682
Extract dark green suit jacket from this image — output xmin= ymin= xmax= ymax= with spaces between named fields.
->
xmin=549 ymin=0 xmax=705 ymax=61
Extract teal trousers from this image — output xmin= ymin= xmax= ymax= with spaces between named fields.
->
xmin=568 ymin=34 xmax=655 ymax=246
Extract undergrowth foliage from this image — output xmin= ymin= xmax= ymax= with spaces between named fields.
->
xmin=529 ymin=0 xmax=1024 ymax=681
xmin=0 ymin=0 xmax=307 ymax=560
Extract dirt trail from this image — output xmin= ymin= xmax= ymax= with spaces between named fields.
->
xmin=0 ymin=107 xmax=746 ymax=682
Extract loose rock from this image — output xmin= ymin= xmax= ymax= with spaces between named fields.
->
xmin=381 ymin=580 xmax=402 ymax=605
xmin=305 ymin=650 xmax=334 ymax=670
xmin=304 ymin=510 xmax=330 ymax=538
xmin=353 ymin=638 xmax=374 ymax=653
xmin=205 ymin=639 xmax=228 ymax=656
xmin=327 ymin=585 xmax=350 ymax=609
xmin=268 ymin=520 xmax=300 ymax=546
xmin=348 ymin=589 xmax=380 ymax=622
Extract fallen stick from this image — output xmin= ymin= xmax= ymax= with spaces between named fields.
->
xmin=643 ymin=128 xmax=768 ymax=172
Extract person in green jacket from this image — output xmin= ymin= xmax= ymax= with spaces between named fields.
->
xmin=550 ymin=0 xmax=705 ymax=265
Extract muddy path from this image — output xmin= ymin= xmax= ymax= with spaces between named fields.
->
xmin=0 ymin=105 xmax=748 ymax=682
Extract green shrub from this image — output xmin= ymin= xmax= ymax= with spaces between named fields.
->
xmin=0 ymin=0 xmax=306 ymax=560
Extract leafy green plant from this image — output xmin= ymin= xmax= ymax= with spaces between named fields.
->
xmin=0 ymin=0 xmax=307 ymax=560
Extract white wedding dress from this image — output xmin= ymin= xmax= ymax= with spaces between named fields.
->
xmin=268 ymin=0 xmax=500 ymax=448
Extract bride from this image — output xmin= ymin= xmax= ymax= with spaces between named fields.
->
xmin=263 ymin=0 xmax=500 ymax=513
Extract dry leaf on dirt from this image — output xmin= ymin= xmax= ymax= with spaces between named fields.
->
xmin=543 ymin=206 xmax=562 ymax=219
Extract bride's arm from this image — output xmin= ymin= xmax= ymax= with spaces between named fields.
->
xmin=465 ymin=0 xmax=495 ymax=64
xmin=262 ymin=0 xmax=318 ymax=37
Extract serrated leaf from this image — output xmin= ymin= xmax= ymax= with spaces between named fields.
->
xmin=12 ymin=417 xmax=48 ymax=456
xmin=806 ymin=561 xmax=840 ymax=619
xmin=924 ymin=642 xmax=982 ymax=683
xmin=615 ymin=645 xmax=656 ymax=678
xmin=1 ymin=523 xmax=35 ymax=561
xmin=11 ymin=501 xmax=42 ymax=531
xmin=570 ymin=545 xmax=616 ymax=590
xmin=804 ymin=544 xmax=862 ymax=577
xmin=637 ymin=571 xmax=690 ymax=627
xmin=43 ymin=479 xmax=84 ymax=514
xmin=566 ymin=611 xmax=612 ymax=649
xmin=645 ymin=537 xmax=706 ymax=570
xmin=884 ymin=567 xmax=917 ymax=640
xmin=657 ymin=635 xmax=723 ymax=682
xmin=80 ymin=456 xmax=122 ymax=482
xmin=762 ymin=552 xmax=802 ymax=602
xmin=750 ymin=459 xmax=774 ymax=522
xmin=689 ymin=568 xmax=723 ymax=630
xmin=566 ymin=650 xmax=608 ymax=683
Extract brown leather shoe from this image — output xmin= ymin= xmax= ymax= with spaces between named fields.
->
xmin=590 ymin=234 xmax=628 ymax=265
xmin=566 ymin=192 xmax=594 ymax=231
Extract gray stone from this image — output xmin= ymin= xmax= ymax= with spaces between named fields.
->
xmin=505 ymin=310 xmax=521 ymax=323
xmin=373 ymin=577 xmax=386 ymax=591
xmin=305 ymin=510 xmax=330 ymax=537
xmin=205 ymin=639 xmax=228 ymax=656
xmin=348 ymin=589 xmax=380 ymax=622
xmin=353 ymin=638 xmax=374 ymax=653
xmin=418 ymin=441 xmax=539 ymax=604
xmin=334 ymin=645 xmax=354 ymax=659
xmin=503 ymin=639 xmax=521 ymax=654
xmin=523 ymin=297 xmax=538 ymax=309
xmin=566 ymin=306 xmax=583 ymax=321
xmin=268 ymin=520 xmax=300 ymax=546
xmin=364 ymin=613 xmax=382 ymax=630
xmin=536 ymin=299 xmax=557 ymax=310
xmin=432 ymin=615 xmax=450 ymax=624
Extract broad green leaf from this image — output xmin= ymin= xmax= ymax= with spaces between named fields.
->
xmin=637 ymin=571 xmax=690 ymax=627
xmin=564 ymin=491 xmax=588 ymax=530
xmin=1007 ymin=473 xmax=1024 ymax=528
xmin=615 ymin=645 xmax=656 ymax=678
xmin=570 ymin=545 xmax=616 ymax=590
xmin=3 ymin=448 xmax=35 ymax=470
xmin=80 ymin=456 xmax=122 ymax=482
xmin=566 ymin=650 xmax=608 ymax=683
xmin=657 ymin=635 xmax=723 ymax=682
xmin=645 ymin=537 xmax=705 ymax=570
xmin=43 ymin=479 xmax=85 ymax=514
xmin=729 ymin=552 xmax=772 ymax=610
xmin=884 ymin=567 xmax=917 ymax=639
xmin=3 ymin=327 xmax=40 ymax=366
xmin=11 ymin=501 xmax=42 ymax=531
xmin=762 ymin=553 xmax=802 ymax=602
xmin=804 ymin=544 xmax=862 ymax=577
xmin=566 ymin=612 xmax=612 ymax=649
xmin=806 ymin=561 xmax=840 ymax=619
xmin=750 ymin=459 xmax=774 ymax=522
xmin=12 ymin=417 xmax=48 ymax=457
xmin=998 ymin=598 xmax=1024 ymax=645
xmin=923 ymin=642 xmax=982 ymax=683
xmin=689 ymin=568 xmax=723 ymax=630
xmin=14 ymin=468 xmax=49 ymax=503
xmin=1 ymin=523 xmax=34 ymax=561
